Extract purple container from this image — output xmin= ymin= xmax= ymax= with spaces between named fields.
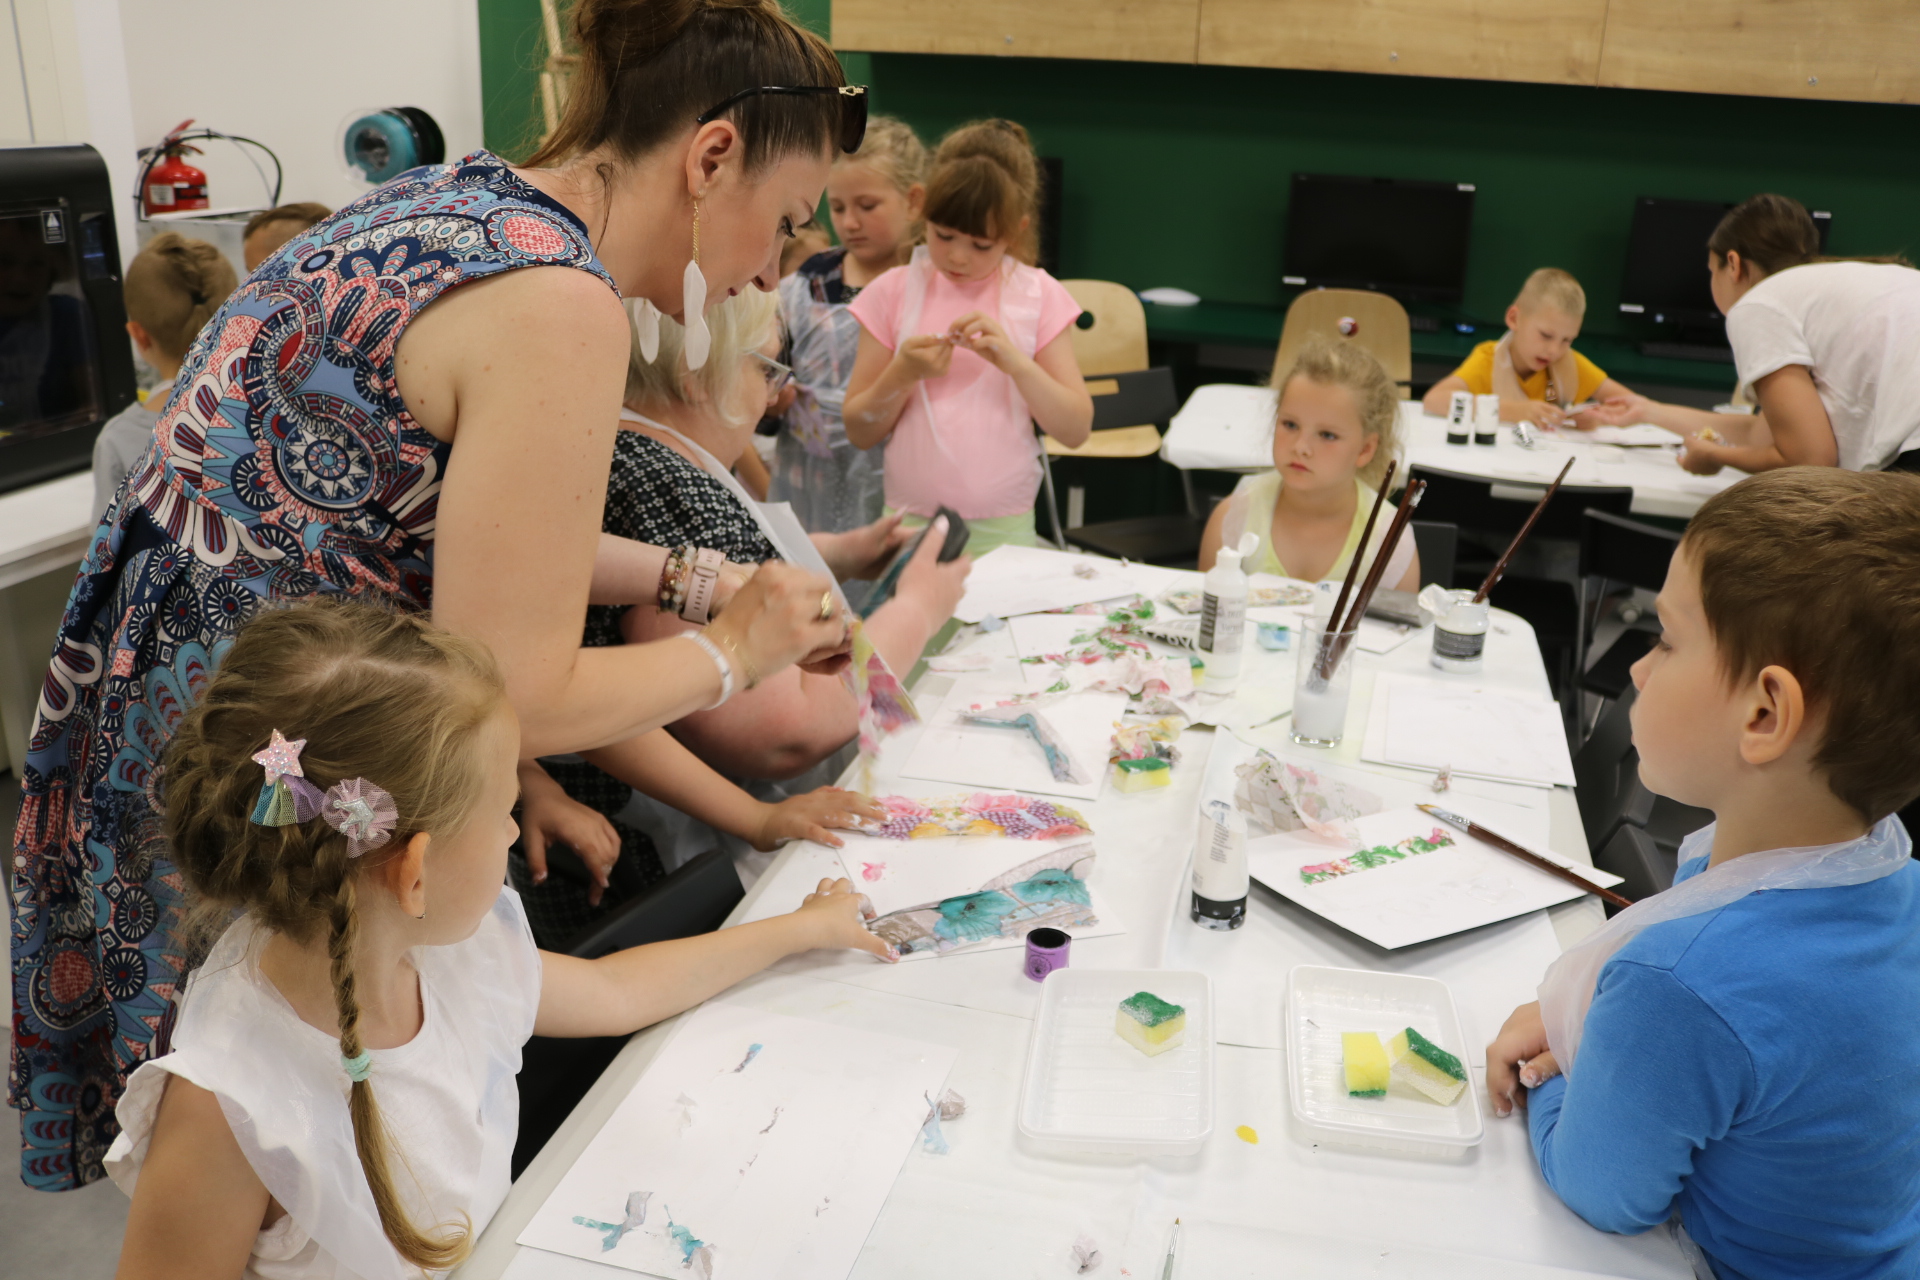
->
xmin=1023 ymin=927 xmax=1071 ymax=982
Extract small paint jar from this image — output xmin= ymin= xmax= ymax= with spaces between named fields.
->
xmin=1024 ymin=927 xmax=1071 ymax=981
xmin=1446 ymin=389 xmax=1472 ymax=445
xmin=1473 ymin=393 xmax=1500 ymax=446
xmin=1429 ymin=589 xmax=1489 ymax=673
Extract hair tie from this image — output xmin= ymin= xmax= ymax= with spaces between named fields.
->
xmin=321 ymin=778 xmax=399 ymax=858
xmin=248 ymin=728 xmax=399 ymax=856
xmin=342 ymin=1049 xmax=372 ymax=1083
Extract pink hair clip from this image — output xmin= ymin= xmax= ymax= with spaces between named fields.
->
xmin=320 ymin=778 xmax=399 ymax=858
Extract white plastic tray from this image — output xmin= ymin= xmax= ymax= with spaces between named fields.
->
xmin=1017 ymin=968 xmax=1215 ymax=1158
xmin=1285 ymin=964 xmax=1483 ymax=1155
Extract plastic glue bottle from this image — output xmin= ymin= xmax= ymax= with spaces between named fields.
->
xmin=1198 ymin=532 xmax=1256 ymax=685
xmin=1191 ymin=798 xmax=1248 ymax=929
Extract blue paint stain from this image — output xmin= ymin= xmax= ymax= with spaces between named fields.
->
xmin=732 ymin=1043 xmax=764 ymax=1073
xmin=933 ymin=889 xmax=1016 ymax=944
xmin=1008 ymin=869 xmax=1091 ymax=906
xmin=668 ymin=1219 xmax=705 ymax=1263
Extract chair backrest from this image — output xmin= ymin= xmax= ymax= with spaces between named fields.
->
xmin=1596 ymin=823 xmax=1677 ymax=906
xmin=1410 ymin=465 xmax=1634 ymax=543
xmin=1272 ymin=288 xmax=1412 ymax=395
xmin=563 ymin=846 xmax=744 ymax=959
xmin=1580 ymin=508 xmax=1681 ymax=592
xmin=1409 ymin=520 xmax=1457 ymax=591
xmin=1060 ymin=279 xmax=1149 ymax=375
xmin=1573 ymin=683 xmax=1655 ymax=853
xmin=1088 ymin=366 xmax=1181 ymax=433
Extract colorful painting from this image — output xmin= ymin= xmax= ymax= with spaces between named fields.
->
xmin=869 ymin=843 xmax=1098 ymax=957
xmin=1235 ymin=751 xmax=1383 ymax=839
xmin=1299 ymin=827 xmax=1456 ymax=885
xmin=867 ymin=793 xmax=1091 ymax=841
xmin=843 ymin=617 xmax=919 ymax=761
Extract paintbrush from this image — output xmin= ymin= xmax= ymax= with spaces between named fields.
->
xmin=1319 ymin=479 xmax=1426 ymax=679
xmin=1160 ymin=1218 xmax=1181 ymax=1280
xmin=1315 ymin=460 xmax=1396 ymax=678
xmin=1418 ymin=803 xmax=1635 ymax=909
xmin=1472 ymin=457 xmax=1575 ymax=604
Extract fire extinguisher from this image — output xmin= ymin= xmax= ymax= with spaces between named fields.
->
xmin=142 ymin=120 xmax=209 ymax=215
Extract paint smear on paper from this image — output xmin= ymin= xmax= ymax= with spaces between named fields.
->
xmin=918 ymin=1088 xmax=967 ymax=1154
xmin=1072 ymin=1233 xmax=1103 ymax=1272
xmin=861 ymin=861 xmax=886 ymax=881
xmin=732 ymin=1043 xmax=764 ymax=1073
xmin=1235 ymin=1125 xmax=1259 ymax=1144
xmin=570 ymin=1189 xmax=650 ymax=1251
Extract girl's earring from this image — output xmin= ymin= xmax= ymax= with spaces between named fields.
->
xmin=682 ymin=196 xmax=711 ymax=371
xmin=634 ymin=298 xmax=661 ymax=364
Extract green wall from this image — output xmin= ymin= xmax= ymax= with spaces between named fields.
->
xmin=475 ymin=3 xmax=1920 ymax=337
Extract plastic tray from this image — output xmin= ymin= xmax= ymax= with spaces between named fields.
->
xmin=1285 ymin=965 xmax=1483 ymax=1155
xmin=1017 ymin=968 xmax=1214 ymax=1158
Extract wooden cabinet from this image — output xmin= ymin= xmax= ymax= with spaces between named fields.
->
xmin=1198 ymin=0 xmax=1608 ymax=88
xmin=833 ymin=0 xmax=1200 ymax=64
xmin=1596 ymin=0 xmax=1920 ymax=104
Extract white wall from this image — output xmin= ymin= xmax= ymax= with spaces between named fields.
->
xmin=116 ymin=0 xmax=485 ymax=218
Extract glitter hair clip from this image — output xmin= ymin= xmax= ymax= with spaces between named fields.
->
xmin=249 ymin=729 xmax=399 ymax=857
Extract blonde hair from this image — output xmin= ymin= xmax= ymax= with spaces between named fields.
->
xmin=625 ymin=288 xmax=778 ymax=422
xmin=923 ymin=118 xmax=1042 ymax=266
xmin=838 ymin=115 xmax=929 ymax=247
xmin=124 ymin=232 xmax=237 ymax=361
xmin=1514 ymin=267 xmax=1586 ymax=321
xmin=242 ymin=202 xmax=332 ymax=241
xmin=163 ymin=600 xmax=506 ymax=1271
xmin=1273 ymin=338 xmax=1400 ymax=490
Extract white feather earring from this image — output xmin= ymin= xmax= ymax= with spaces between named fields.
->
xmin=631 ymin=297 xmax=661 ymax=363
xmin=682 ymin=197 xmax=711 ymax=371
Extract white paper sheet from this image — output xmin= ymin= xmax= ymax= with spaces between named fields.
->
xmin=952 ymin=545 xmax=1138 ymax=622
xmin=899 ymin=676 xmax=1127 ymax=801
xmin=832 ymin=830 xmax=1088 ymax=917
xmin=517 ymin=1002 xmax=955 ymax=1279
xmin=1246 ymin=804 xmax=1619 ymax=950
xmin=1580 ymin=423 xmax=1682 ymax=447
xmin=1362 ymin=674 xmax=1577 ymax=788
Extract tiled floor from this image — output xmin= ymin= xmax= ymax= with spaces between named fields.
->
xmin=2 ymin=769 xmax=131 ymax=1277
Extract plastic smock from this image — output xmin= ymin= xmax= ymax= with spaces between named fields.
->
xmin=104 ymin=888 xmax=543 ymax=1279
xmin=773 ymin=250 xmax=888 ymax=536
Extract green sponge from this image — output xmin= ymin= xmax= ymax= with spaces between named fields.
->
xmin=1389 ymin=1026 xmax=1467 ymax=1105
xmin=1115 ymin=990 xmax=1187 ymax=1057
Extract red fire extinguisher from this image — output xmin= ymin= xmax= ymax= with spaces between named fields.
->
xmin=142 ymin=120 xmax=209 ymax=215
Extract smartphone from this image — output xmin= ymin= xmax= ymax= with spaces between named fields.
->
xmin=859 ymin=506 xmax=970 ymax=618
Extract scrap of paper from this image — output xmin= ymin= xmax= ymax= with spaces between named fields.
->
xmin=1234 ymin=751 xmax=1384 ymax=839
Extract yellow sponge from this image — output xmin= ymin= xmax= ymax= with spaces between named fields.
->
xmin=1341 ymin=1032 xmax=1388 ymax=1098
xmin=1115 ymin=991 xmax=1186 ymax=1057
xmin=1389 ymin=1027 xmax=1467 ymax=1105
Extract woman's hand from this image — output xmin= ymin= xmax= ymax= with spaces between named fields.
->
xmin=706 ymin=560 xmax=759 ymax=620
xmin=815 ymin=513 xmax=912 ymax=582
xmin=707 ymin=561 xmax=851 ymax=682
xmin=1486 ymin=1000 xmax=1563 ymax=1118
xmin=895 ymin=333 xmax=954 ymax=382
xmin=794 ymin=876 xmax=897 ymax=961
xmin=517 ymin=761 xmax=621 ymax=905
xmin=949 ymin=310 xmax=1027 ymax=374
xmin=1574 ymin=393 xmax=1652 ymax=428
xmin=892 ymin=516 xmax=971 ymax=631
xmin=1679 ymin=434 xmax=1729 ymax=475
xmin=751 ymin=787 xmax=887 ymax=851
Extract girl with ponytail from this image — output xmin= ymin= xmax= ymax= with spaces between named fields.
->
xmin=105 ymin=600 xmax=892 ymax=1277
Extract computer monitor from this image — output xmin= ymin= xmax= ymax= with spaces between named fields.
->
xmin=1618 ymin=196 xmax=1832 ymax=327
xmin=1281 ymin=173 xmax=1476 ymax=304
xmin=0 ymin=144 xmax=137 ymax=495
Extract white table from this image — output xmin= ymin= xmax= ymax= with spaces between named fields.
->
xmin=1162 ymin=384 xmax=1743 ymax=520
xmin=0 ymin=471 xmax=93 ymax=771
xmin=456 ymin=571 xmax=1687 ymax=1280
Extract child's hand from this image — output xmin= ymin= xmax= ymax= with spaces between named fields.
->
xmin=518 ymin=765 xmax=622 ymax=905
xmin=751 ymin=787 xmax=887 ymax=852
xmin=949 ymin=311 xmax=1022 ymax=373
xmin=1509 ymin=398 xmax=1567 ymax=429
xmin=1485 ymin=1001 xmax=1562 ymax=1118
xmin=895 ymin=333 xmax=954 ymax=382
xmin=1575 ymin=393 xmax=1652 ymax=428
xmin=1679 ymin=434 xmax=1729 ymax=476
xmin=795 ymin=876 xmax=898 ymax=961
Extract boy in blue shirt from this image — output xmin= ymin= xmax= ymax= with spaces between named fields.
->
xmin=1487 ymin=467 xmax=1920 ymax=1279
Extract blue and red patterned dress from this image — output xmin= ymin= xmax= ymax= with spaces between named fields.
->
xmin=8 ymin=151 xmax=616 ymax=1189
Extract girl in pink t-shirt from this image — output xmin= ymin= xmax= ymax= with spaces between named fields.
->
xmin=843 ymin=119 xmax=1092 ymax=553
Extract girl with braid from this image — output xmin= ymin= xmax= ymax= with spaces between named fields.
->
xmin=104 ymin=601 xmax=889 ymax=1278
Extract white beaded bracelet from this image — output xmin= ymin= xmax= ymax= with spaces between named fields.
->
xmin=679 ymin=631 xmax=735 ymax=709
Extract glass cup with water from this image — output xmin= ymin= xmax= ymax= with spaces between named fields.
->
xmin=1292 ymin=619 xmax=1358 ymax=748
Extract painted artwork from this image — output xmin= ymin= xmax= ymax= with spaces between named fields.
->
xmin=866 ymin=792 xmax=1091 ymax=841
xmin=1299 ymin=827 xmax=1456 ymax=884
xmin=868 ymin=841 xmax=1099 ymax=958
xmin=1234 ymin=751 xmax=1383 ymax=839
xmin=843 ymin=618 xmax=919 ymax=760
xmin=518 ymin=1002 xmax=955 ymax=1279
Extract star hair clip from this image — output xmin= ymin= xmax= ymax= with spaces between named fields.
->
xmin=249 ymin=729 xmax=399 ymax=857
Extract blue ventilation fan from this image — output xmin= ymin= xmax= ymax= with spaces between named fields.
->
xmin=342 ymin=107 xmax=445 ymax=184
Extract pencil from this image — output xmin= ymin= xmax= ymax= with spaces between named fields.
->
xmin=1471 ymin=457 xmax=1574 ymax=603
xmin=1417 ymin=803 xmax=1635 ymax=909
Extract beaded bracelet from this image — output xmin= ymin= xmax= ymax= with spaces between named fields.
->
xmin=657 ymin=544 xmax=693 ymax=616
xmin=679 ymin=631 xmax=735 ymax=708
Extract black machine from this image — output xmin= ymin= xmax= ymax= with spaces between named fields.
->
xmin=1618 ymin=196 xmax=1830 ymax=359
xmin=0 ymin=144 xmax=136 ymax=495
xmin=1281 ymin=173 xmax=1476 ymax=305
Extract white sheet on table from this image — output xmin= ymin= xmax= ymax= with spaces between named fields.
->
xmin=952 ymin=545 xmax=1138 ymax=623
xmin=899 ymin=675 xmax=1127 ymax=802
xmin=1581 ymin=423 xmax=1682 ymax=447
xmin=1361 ymin=673 xmax=1576 ymax=788
xmin=517 ymin=1001 xmax=954 ymax=1279
xmin=1166 ymin=1220 xmax=1654 ymax=1279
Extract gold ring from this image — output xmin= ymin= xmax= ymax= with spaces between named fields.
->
xmin=818 ymin=592 xmax=835 ymax=621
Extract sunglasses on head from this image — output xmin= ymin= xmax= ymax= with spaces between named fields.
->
xmin=695 ymin=84 xmax=870 ymax=155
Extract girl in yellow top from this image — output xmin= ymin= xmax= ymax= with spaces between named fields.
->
xmin=1422 ymin=268 xmax=1632 ymax=428
xmin=1200 ymin=339 xmax=1421 ymax=589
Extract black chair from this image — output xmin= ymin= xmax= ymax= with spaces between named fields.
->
xmin=1409 ymin=466 xmax=1634 ymax=701
xmin=1059 ymin=368 xmax=1203 ymax=566
xmin=1409 ymin=520 xmax=1457 ymax=590
xmin=1573 ymin=684 xmax=1654 ymax=855
xmin=511 ymin=847 xmax=744 ymax=1176
xmin=1595 ymin=824 xmax=1677 ymax=912
xmin=1577 ymin=510 xmax=1681 ymax=702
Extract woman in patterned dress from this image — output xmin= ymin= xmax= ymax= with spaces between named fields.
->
xmin=10 ymin=0 xmax=864 ymax=1190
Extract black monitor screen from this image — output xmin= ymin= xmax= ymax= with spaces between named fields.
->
xmin=1282 ymin=174 xmax=1475 ymax=304
xmin=0 ymin=207 xmax=103 ymax=444
xmin=1619 ymin=196 xmax=1831 ymax=325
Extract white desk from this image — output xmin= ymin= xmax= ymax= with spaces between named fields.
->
xmin=1162 ymin=385 xmax=1743 ymax=520
xmin=0 ymin=470 xmax=93 ymax=772
xmin=457 ymin=573 xmax=1686 ymax=1280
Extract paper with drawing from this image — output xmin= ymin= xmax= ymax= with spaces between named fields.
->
xmin=1362 ymin=674 xmax=1577 ymax=788
xmin=518 ymin=1002 xmax=955 ymax=1279
xmin=899 ymin=674 xmax=1126 ymax=801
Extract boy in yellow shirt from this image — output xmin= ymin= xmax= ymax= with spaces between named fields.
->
xmin=1423 ymin=268 xmax=1633 ymax=428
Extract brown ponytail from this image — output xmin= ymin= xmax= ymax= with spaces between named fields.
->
xmin=165 ymin=600 xmax=506 ymax=1271
xmin=1709 ymin=193 xmax=1913 ymax=277
xmin=124 ymin=232 xmax=237 ymax=361
xmin=922 ymin=119 xmax=1043 ymax=266
xmin=527 ymin=0 xmax=845 ymax=173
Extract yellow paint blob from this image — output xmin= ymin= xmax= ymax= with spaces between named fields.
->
xmin=1235 ymin=1125 xmax=1259 ymax=1144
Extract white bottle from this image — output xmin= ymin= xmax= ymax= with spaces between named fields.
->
xmin=1191 ymin=798 xmax=1248 ymax=930
xmin=1198 ymin=532 xmax=1255 ymax=683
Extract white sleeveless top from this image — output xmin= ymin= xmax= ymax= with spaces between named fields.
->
xmin=105 ymin=887 xmax=543 ymax=1280
xmin=1217 ymin=472 xmax=1415 ymax=586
